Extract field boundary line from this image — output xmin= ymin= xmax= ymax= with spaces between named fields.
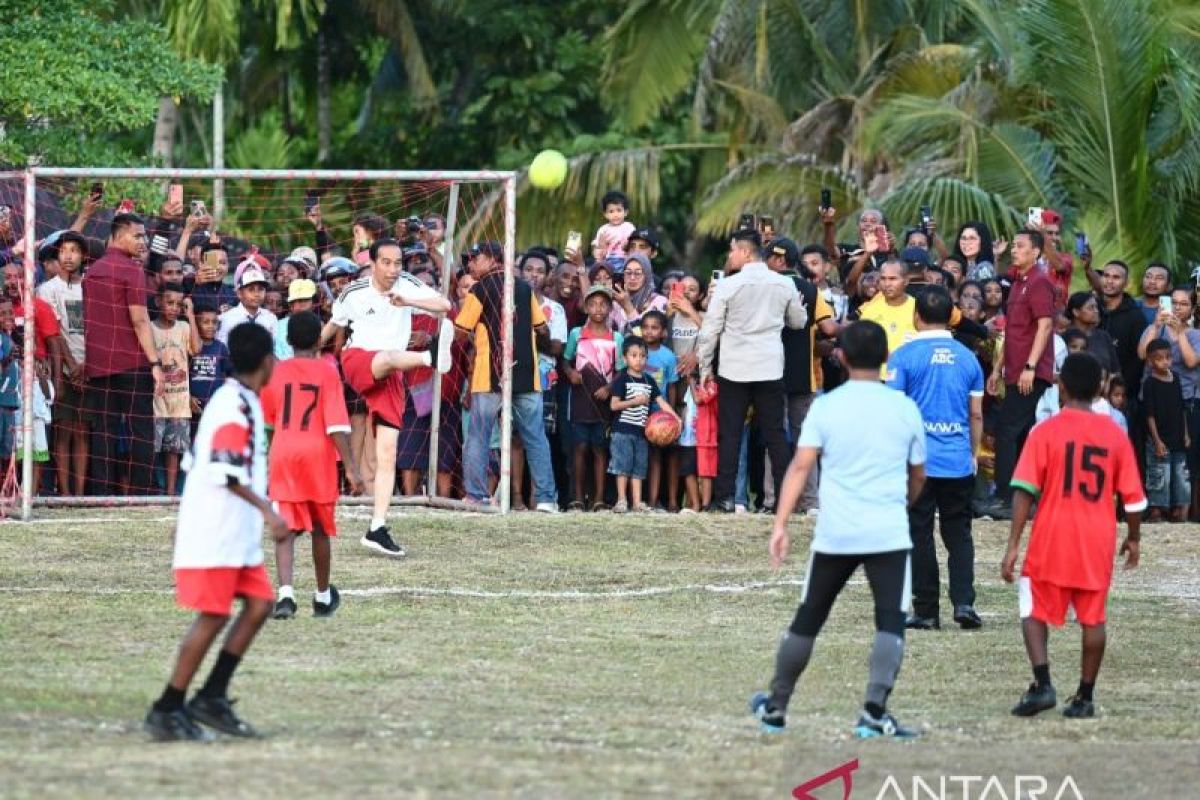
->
xmin=0 ymin=578 xmax=815 ymax=600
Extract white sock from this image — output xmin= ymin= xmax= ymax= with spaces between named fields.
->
xmin=314 ymin=588 xmax=331 ymax=604
xmin=278 ymin=585 xmax=294 ymax=601
xmin=419 ymin=351 xmax=432 ymax=367
xmin=370 ymin=517 xmax=386 ymax=532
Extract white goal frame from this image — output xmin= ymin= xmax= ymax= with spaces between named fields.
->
xmin=16 ymin=167 xmax=518 ymax=520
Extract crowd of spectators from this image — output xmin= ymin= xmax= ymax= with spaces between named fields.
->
xmin=0 ymin=189 xmax=1197 ymax=525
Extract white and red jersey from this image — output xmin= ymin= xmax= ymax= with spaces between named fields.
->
xmin=330 ymin=274 xmax=441 ymax=353
xmin=174 ymin=379 xmax=268 ymax=569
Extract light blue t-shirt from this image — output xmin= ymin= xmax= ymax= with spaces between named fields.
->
xmin=886 ymin=331 xmax=984 ymax=479
xmin=644 ymin=344 xmax=678 ymax=398
xmin=798 ymin=380 xmax=926 ymax=554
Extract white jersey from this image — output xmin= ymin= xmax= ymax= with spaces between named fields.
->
xmin=330 ymin=274 xmax=441 ymax=352
xmin=217 ymin=305 xmax=279 ymax=345
xmin=174 ymin=379 xmax=267 ymax=569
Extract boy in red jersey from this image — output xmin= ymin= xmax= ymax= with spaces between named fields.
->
xmin=1002 ymin=352 xmax=1146 ymax=719
xmin=144 ymin=323 xmax=289 ymax=742
xmin=261 ymin=312 xmax=363 ymax=619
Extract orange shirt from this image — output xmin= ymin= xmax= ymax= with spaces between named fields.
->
xmin=261 ymin=358 xmax=351 ymax=503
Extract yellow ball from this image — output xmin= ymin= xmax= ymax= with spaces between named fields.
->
xmin=528 ymin=149 xmax=568 ymax=190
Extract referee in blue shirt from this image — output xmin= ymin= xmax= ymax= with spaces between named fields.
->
xmin=887 ymin=286 xmax=985 ymax=630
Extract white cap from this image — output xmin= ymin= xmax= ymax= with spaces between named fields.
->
xmin=236 ymin=267 xmax=269 ymax=289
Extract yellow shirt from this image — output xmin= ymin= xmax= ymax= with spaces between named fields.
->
xmin=859 ymin=294 xmax=916 ymax=377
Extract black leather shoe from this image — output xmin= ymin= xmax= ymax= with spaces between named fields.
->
xmin=905 ymin=614 xmax=940 ymax=630
xmin=953 ymin=605 xmax=983 ymax=629
xmin=1011 ymin=682 xmax=1057 ymax=717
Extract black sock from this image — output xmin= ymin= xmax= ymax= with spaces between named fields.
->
xmin=153 ymin=684 xmax=186 ymax=713
xmin=1076 ymin=680 xmax=1094 ymax=701
xmin=197 ymin=650 xmax=241 ymax=699
xmin=1033 ymin=663 xmax=1051 ymax=689
xmin=864 ymin=701 xmax=886 ymax=719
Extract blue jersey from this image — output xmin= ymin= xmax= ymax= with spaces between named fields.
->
xmin=886 ymin=330 xmax=984 ymax=479
xmin=644 ymin=344 xmax=678 ymax=398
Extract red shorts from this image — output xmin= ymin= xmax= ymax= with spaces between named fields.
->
xmin=341 ymin=348 xmax=406 ymax=429
xmin=697 ymin=445 xmax=718 ymax=479
xmin=1019 ymin=575 xmax=1108 ymax=626
xmin=276 ymin=500 xmax=337 ymax=536
xmin=174 ymin=565 xmax=275 ymax=616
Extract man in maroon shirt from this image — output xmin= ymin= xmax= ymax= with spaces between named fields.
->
xmin=982 ymin=229 xmax=1055 ymax=519
xmin=83 ymin=214 xmax=165 ymax=494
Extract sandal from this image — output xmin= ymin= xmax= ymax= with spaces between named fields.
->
xmin=591 ymin=502 xmax=610 ymax=513
xmin=567 ymin=501 xmax=585 ymax=512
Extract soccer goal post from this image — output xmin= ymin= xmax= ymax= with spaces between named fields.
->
xmin=11 ymin=167 xmax=518 ymax=520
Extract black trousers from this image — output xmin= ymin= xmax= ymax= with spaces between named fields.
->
xmin=714 ymin=377 xmax=790 ymax=505
xmin=87 ymin=368 xmax=156 ymax=495
xmin=789 ymin=549 xmax=910 ymax=638
xmin=993 ymin=380 xmax=1049 ymax=502
xmin=907 ymin=475 xmax=976 ymax=617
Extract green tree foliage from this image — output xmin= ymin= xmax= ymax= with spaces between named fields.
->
xmin=0 ymin=0 xmax=221 ymax=165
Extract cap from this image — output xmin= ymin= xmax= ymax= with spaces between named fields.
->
xmin=767 ymin=237 xmax=799 ymax=267
xmin=236 ymin=266 xmax=269 ymax=289
xmin=288 ymin=246 xmax=319 ymax=272
xmin=623 ymin=252 xmax=652 ymax=273
xmin=287 ymin=279 xmax=318 ymax=303
xmin=321 ymin=257 xmax=357 ymax=280
xmin=403 ymin=242 xmax=429 ymax=261
xmin=1041 ymin=209 xmax=1062 ymax=227
xmin=900 ymin=246 xmax=930 ymax=267
xmin=584 ymin=284 xmax=613 ymax=303
xmin=603 ymin=254 xmax=627 ymax=273
xmin=627 ymin=227 xmax=660 ymax=251
xmin=461 ymin=241 xmax=503 ymax=265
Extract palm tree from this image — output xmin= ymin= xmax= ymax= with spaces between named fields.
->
xmin=539 ymin=0 xmax=1200 ymax=280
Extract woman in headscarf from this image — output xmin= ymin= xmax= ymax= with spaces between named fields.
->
xmin=612 ymin=253 xmax=666 ymax=334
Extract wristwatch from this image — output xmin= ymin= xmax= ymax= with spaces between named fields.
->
xmin=149 ymin=360 xmax=162 ymax=368
xmin=1023 ymin=363 xmax=1036 ymax=371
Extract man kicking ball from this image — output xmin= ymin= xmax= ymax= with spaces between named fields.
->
xmin=751 ymin=320 xmax=927 ymax=738
xmin=320 ymin=237 xmax=452 ymax=557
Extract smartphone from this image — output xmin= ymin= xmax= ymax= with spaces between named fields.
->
xmin=304 ymin=191 xmax=319 ymax=214
xmin=1074 ymin=232 xmax=1088 ymax=257
xmin=819 ymin=188 xmax=832 ymax=212
xmin=919 ymin=205 xmax=932 ymax=228
xmin=759 ymin=215 xmax=775 ymax=236
xmin=203 ymin=250 xmax=222 ymax=273
xmin=168 ymin=183 xmax=183 ymax=208
xmin=565 ymin=230 xmax=582 ymax=255
xmin=711 ymin=269 xmax=724 ymax=283
xmin=612 ymin=272 xmax=625 ymax=291
xmin=738 ymin=213 xmax=755 ymax=231
xmin=1160 ymin=295 xmax=1173 ymax=315
xmin=670 ymin=282 xmax=684 ymax=301
xmin=191 ymin=200 xmax=208 ymax=218
xmin=875 ymin=224 xmax=892 ymax=252
xmin=116 ymin=198 xmax=135 ymax=215
xmin=1027 ymin=207 xmax=1043 ymax=227
xmin=89 ymin=182 xmax=104 ymax=201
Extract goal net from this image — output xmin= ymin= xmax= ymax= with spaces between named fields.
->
xmin=0 ymin=167 xmax=517 ymax=520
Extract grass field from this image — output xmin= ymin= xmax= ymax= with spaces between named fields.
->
xmin=1 ymin=508 xmax=1197 ymax=799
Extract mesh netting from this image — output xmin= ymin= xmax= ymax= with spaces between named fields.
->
xmin=0 ymin=170 xmax=514 ymax=517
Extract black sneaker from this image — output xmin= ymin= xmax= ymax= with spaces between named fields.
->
xmin=1062 ymin=695 xmax=1096 ymax=719
xmin=854 ymin=709 xmax=920 ymax=739
xmin=143 ymin=707 xmax=215 ymax=742
xmin=905 ymin=614 xmax=940 ymax=630
xmin=749 ymin=691 xmax=786 ymax=733
xmin=273 ymin=597 xmax=297 ymax=620
xmin=1011 ymin=682 xmax=1057 ymax=716
xmin=705 ymin=499 xmax=735 ymax=513
xmin=313 ymin=585 xmax=341 ymax=618
xmin=361 ymin=526 xmax=406 ymax=557
xmin=953 ymin=605 xmax=983 ymax=629
xmin=187 ymin=695 xmax=261 ymax=738
xmin=975 ymin=499 xmax=1012 ymax=521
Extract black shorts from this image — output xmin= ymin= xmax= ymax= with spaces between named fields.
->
xmin=677 ymin=445 xmax=697 ymax=478
xmin=789 ymin=549 xmax=911 ymax=638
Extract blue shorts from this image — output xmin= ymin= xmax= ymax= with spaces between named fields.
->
xmin=608 ymin=431 xmax=648 ymax=479
xmin=572 ymin=421 xmax=608 ymax=449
